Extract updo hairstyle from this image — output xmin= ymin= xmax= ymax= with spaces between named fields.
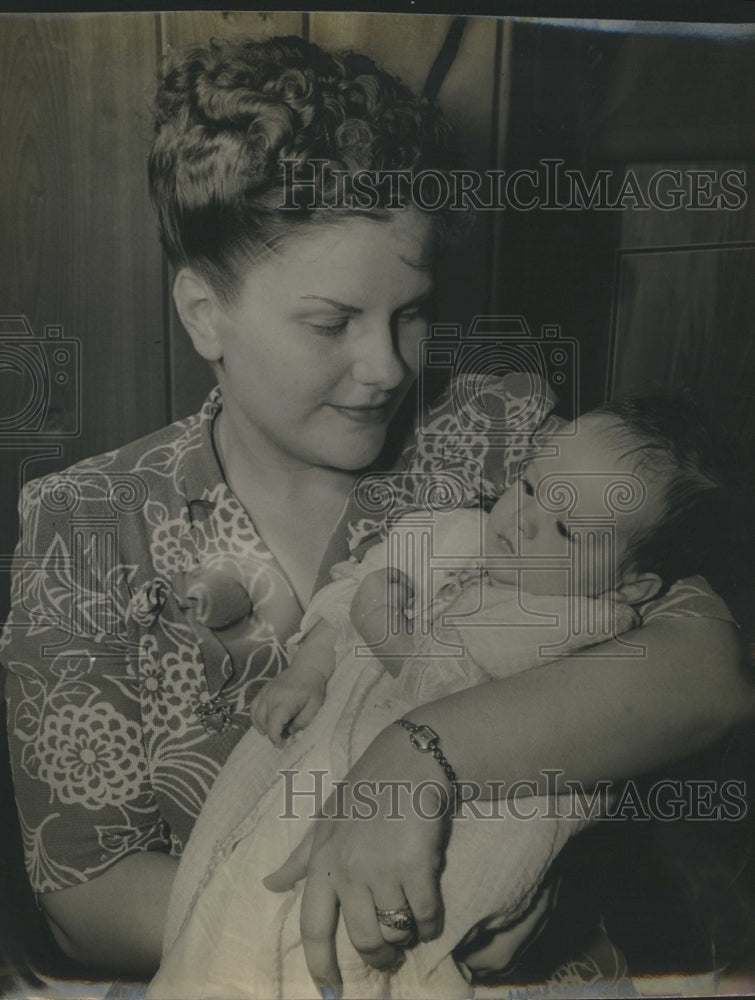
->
xmin=149 ymin=35 xmax=464 ymax=300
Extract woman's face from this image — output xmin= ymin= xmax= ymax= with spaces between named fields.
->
xmin=212 ymin=210 xmax=435 ymax=472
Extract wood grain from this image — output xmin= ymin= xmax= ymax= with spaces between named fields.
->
xmin=610 ymin=162 xmax=755 ymax=441
xmin=308 ymin=12 xmax=453 ymax=95
xmin=160 ymin=10 xmax=303 ymax=55
xmin=0 ymin=14 xmax=166 ymax=459
xmin=435 ymin=14 xmax=504 ymax=326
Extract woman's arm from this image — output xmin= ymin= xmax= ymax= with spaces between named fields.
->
xmin=268 ymin=615 xmax=753 ymax=989
xmin=3 ymin=476 xmax=178 ymax=977
xmin=407 ymin=616 xmax=751 ymax=791
xmin=40 ymin=852 xmax=178 ymax=977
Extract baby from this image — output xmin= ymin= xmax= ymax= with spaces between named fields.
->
xmin=151 ymin=390 xmax=737 ymax=999
xmin=250 ymin=400 xmax=676 ymax=748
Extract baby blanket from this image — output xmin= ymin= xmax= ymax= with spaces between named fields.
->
xmin=151 ymin=513 xmax=636 ymax=999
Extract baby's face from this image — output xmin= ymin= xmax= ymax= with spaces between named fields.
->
xmin=483 ymin=414 xmax=660 ymax=597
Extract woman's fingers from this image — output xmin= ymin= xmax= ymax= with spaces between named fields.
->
xmin=372 ymin=883 xmax=416 ymax=946
xmin=337 ymin=883 xmax=402 ymax=972
xmin=300 ymin=872 xmax=343 ymax=992
xmin=262 ymin=825 xmax=314 ymax=892
xmin=402 ymin=867 xmax=443 ymax=942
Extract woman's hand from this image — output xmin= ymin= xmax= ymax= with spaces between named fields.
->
xmin=264 ymin=724 xmax=453 ymax=992
xmin=265 ymin=615 xmax=752 ymax=992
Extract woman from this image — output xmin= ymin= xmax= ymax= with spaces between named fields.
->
xmin=2 ymin=33 xmax=750 ymax=986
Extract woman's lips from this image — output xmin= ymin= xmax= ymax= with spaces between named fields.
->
xmin=330 ymin=403 xmax=391 ymax=424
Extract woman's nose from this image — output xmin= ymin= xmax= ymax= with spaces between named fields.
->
xmin=350 ymin=326 xmax=407 ymax=389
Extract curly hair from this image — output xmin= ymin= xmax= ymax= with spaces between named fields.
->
xmin=149 ymin=35 xmax=466 ymax=299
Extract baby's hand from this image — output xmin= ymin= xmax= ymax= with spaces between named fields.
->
xmin=350 ymin=568 xmax=416 ymax=676
xmin=351 ymin=567 xmax=413 ymax=639
xmin=251 ymin=664 xmax=326 ymax=748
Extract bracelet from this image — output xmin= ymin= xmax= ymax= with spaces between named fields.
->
xmin=394 ymin=719 xmax=458 ymax=788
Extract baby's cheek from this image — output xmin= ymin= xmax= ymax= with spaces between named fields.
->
xmin=520 ymin=567 xmax=572 ymax=596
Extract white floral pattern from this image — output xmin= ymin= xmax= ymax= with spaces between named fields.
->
xmin=35 ymin=702 xmax=147 ymax=810
xmin=3 ymin=389 xmax=297 ymax=890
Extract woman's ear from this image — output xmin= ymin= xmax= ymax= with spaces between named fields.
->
xmin=615 ymin=570 xmax=663 ymax=606
xmin=172 ymin=268 xmax=224 ymax=362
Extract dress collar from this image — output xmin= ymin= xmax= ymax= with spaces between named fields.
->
xmin=181 ymin=386 xmax=225 ymax=510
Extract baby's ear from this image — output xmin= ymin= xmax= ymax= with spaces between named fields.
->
xmin=615 ymin=570 xmax=663 ymax=606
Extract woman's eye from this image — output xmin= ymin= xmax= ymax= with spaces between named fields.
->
xmin=556 ymin=521 xmax=575 ymax=542
xmin=396 ymin=301 xmax=430 ymax=327
xmin=397 ymin=308 xmax=423 ymax=325
xmin=307 ymin=319 xmax=349 ymax=336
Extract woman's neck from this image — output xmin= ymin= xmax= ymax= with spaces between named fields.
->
xmin=213 ymin=409 xmax=356 ymax=608
xmin=214 ymin=408 xmax=356 ymax=508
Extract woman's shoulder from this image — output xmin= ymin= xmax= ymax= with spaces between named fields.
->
xmin=638 ymin=576 xmax=736 ymax=626
xmin=20 ymin=391 xmax=218 ymax=509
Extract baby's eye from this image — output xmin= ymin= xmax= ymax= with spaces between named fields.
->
xmin=521 ymin=478 xmax=534 ymax=497
xmin=556 ymin=521 xmax=575 ymax=543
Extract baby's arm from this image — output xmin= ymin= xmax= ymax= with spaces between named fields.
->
xmin=251 ymin=619 xmax=337 ymax=747
xmin=350 ymin=568 xmax=421 ymax=676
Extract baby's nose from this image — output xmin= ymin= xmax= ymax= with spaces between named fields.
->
xmin=518 ymin=507 xmax=537 ymax=540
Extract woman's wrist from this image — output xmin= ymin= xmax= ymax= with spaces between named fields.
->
xmin=359 ymin=719 xmax=457 ymax=813
xmin=394 ymin=718 xmax=458 ymax=788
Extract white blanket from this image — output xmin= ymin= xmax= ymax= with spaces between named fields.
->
xmin=151 ymin=515 xmax=636 ymax=999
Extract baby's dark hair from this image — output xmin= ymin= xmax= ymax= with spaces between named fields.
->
xmin=597 ymin=393 xmax=752 ymax=620
xmin=149 ymin=34 xmax=466 ymax=300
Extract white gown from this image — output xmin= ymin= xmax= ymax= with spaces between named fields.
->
xmin=150 ymin=510 xmax=637 ymax=999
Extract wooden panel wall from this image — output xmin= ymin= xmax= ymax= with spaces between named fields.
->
xmin=609 ymin=161 xmax=755 ymax=444
xmin=0 ymin=14 xmax=166 ymax=462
